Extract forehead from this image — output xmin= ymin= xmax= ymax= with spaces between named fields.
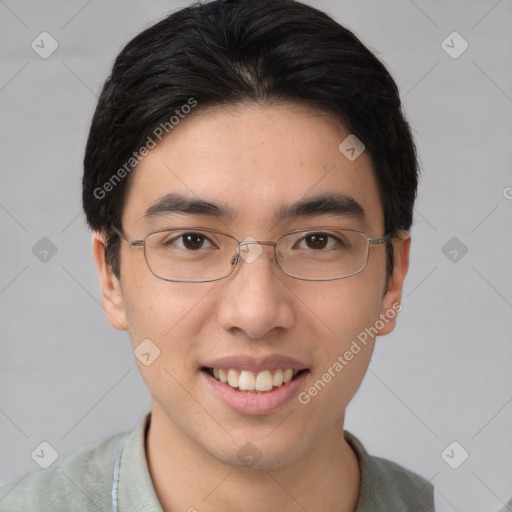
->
xmin=122 ymin=102 xmax=384 ymax=235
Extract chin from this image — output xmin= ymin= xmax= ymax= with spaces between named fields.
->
xmin=204 ymin=433 xmax=311 ymax=471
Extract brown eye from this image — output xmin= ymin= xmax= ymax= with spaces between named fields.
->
xmin=181 ymin=233 xmax=206 ymax=250
xmin=162 ymin=232 xmax=214 ymax=251
xmin=305 ymin=233 xmax=329 ymax=249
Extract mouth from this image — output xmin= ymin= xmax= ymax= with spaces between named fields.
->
xmin=201 ymin=367 xmax=309 ymax=393
xmin=200 ymin=354 xmax=311 ymax=415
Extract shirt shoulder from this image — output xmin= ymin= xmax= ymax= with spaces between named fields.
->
xmin=344 ymin=430 xmax=435 ymax=512
xmin=369 ymin=453 xmax=434 ymax=506
xmin=0 ymin=430 xmax=129 ymax=512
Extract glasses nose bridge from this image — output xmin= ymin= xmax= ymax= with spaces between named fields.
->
xmin=234 ymin=239 xmax=279 ymax=264
xmin=239 ymin=239 xmax=276 ymax=246
xmin=236 ymin=239 xmax=277 ymax=252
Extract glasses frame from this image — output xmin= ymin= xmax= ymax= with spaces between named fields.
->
xmin=110 ymin=223 xmax=391 ymax=283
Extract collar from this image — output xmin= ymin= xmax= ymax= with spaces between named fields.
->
xmin=344 ymin=430 xmax=386 ymax=510
xmin=114 ymin=413 xmax=431 ymax=511
xmin=344 ymin=430 xmax=434 ymax=511
xmin=117 ymin=412 xmax=163 ymax=512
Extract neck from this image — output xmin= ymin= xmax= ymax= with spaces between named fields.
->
xmin=145 ymin=403 xmax=360 ymax=512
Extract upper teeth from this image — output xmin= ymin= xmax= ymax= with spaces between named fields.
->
xmin=211 ymin=368 xmax=299 ymax=392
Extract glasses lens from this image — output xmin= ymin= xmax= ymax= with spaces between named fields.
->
xmin=277 ymin=229 xmax=370 ymax=280
xmin=143 ymin=228 xmax=371 ymax=282
xmin=144 ymin=229 xmax=237 ymax=282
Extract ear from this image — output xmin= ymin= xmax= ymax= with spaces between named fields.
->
xmin=377 ymin=233 xmax=411 ymax=336
xmin=91 ymin=231 xmax=129 ymax=331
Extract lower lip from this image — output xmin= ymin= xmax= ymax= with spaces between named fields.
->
xmin=201 ymin=370 xmax=309 ymax=416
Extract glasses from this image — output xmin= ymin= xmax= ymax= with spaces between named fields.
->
xmin=111 ymin=224 xmax=390 ymax=283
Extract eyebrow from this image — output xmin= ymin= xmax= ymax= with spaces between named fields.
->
xmin=143 ymin=192 xmax=365 ymax=223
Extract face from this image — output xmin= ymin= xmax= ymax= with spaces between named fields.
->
xmin=93 ymin=101 xmax=409 ymax=469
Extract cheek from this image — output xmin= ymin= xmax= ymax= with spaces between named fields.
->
xmin=120 ymin=246 xmax=212 ymax=340
xmin=121 ymin=270 xmax=218 ymax=378
xmin=122 ymin=281 xmax=211 ymax=412
xmin=307 ymin=272 xmax=383 ymax=347
xmin=298 ymin=274 xmax=384 ymax=407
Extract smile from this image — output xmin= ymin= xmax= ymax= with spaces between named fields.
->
xmin=200 ymin=354 xmax=310 ymax=415
xmin=203 ymin=367 xmax=306 ymax=393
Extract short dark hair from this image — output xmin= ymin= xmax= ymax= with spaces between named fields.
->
xmin=83 ymin=0 xmax=418 ymax=280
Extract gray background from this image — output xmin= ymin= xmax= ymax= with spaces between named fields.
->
xmin=1 ymin=1 xmax=511 ymax=510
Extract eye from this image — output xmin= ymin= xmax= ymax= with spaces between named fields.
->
xmin=165 ymin=232 xmax=215 ymax=251
xmin=297 ymin=232 xmax=343 ymax=250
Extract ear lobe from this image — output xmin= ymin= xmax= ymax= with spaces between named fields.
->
xmin=91 ymin=231 xmax=129 ymax=331
xmin=377 ymin=233 xmax=411 ymax=336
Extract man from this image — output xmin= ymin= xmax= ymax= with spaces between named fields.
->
xmin=0 ymin=0 xmax=452 ymax=510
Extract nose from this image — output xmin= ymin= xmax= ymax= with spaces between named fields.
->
xmin=216 ymin=240 xmax=295 ymax=340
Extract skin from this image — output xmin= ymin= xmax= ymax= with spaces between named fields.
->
xmin=92 ymin=101 xmax=410 ymax=512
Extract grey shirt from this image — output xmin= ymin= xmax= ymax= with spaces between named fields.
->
xmin=0 ymin=412 xmax=434 ymax=511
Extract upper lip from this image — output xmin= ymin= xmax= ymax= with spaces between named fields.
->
xmin=202 ymin=354 xmax=309 ymax=373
